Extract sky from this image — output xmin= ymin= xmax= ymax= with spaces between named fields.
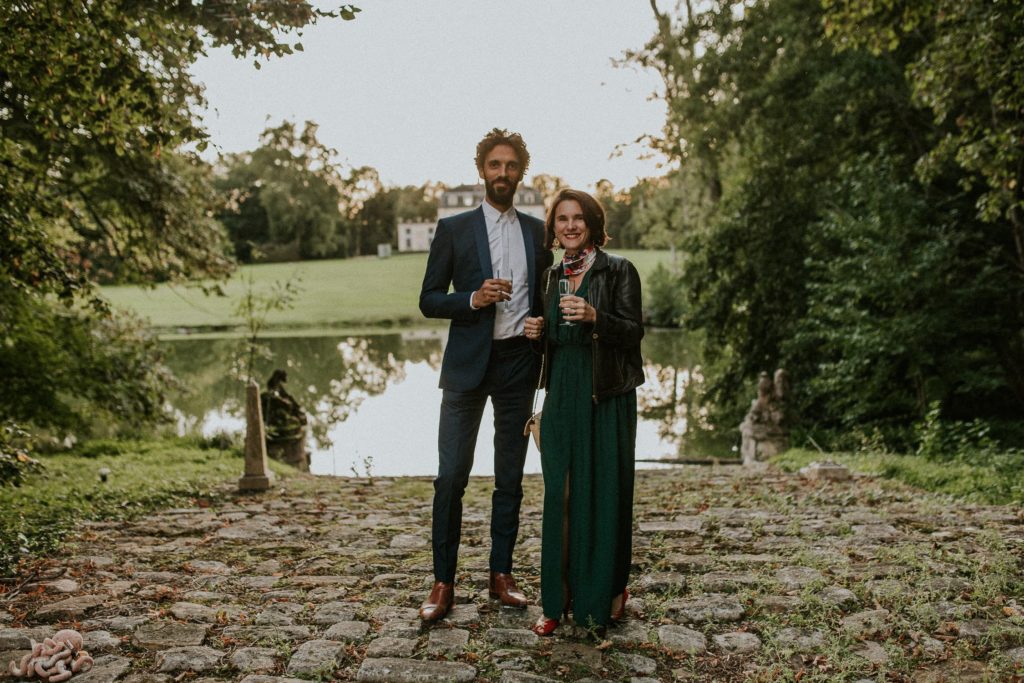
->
xmin=190 ymin=0 xmax=672 ymax=192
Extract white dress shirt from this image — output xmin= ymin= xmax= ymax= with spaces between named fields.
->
xmin=479 ymin=199 xmax=529 ymax=339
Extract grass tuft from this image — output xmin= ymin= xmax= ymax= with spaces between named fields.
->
xmin=772 ymin=448 xmax=1024 ymax=505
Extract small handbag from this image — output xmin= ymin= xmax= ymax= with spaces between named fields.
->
xmin=524 ymin=411 xmax=541 ymax=450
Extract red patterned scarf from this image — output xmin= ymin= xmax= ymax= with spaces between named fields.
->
xmin=561 ymin=246 xmax=596 ymax=277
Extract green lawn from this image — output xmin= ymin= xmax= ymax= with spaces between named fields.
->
xmin=103 ymin=250 xmax=675 ymax=331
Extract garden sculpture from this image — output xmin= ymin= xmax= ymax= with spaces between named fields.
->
xmin=260 ymin=369 xmax=309 ymax=471
xmin=740 ymin=368 xmax=791 ymax=465
xmin=7 ymin=629 xmax=93 ymax=681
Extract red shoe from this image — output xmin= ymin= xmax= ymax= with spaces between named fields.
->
xmin=610 ymin=588 xmax=629 ymax=623
xmin=531 ymin=615 xmax=560 ymax=636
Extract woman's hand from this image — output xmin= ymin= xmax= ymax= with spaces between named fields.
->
xmin=560 ymin=295 xmax=595 ymax=324
xmin=524 ymin=316 xmax=544 ymax=339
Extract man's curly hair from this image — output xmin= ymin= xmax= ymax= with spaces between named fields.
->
xmin=474 ymin=128 xmax=531 ymax=175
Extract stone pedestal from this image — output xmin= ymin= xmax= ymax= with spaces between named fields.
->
xmin=268 ymin=432 xmax=309 ymax=472
xmin=740 ymin=420 xmax=789 ymax=466
xmin=799 ymin=461 xmax=851 ymax=481
xmin=239 ymin=380 xmax=274 ymax=491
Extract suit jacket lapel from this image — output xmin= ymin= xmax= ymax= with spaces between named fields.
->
xmin=472 ymin=207 xmax=492 ymax=280
xmin=517 ymin=210 xmax=536 ymax=306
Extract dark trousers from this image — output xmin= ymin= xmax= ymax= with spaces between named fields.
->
xmin=432 ymin=338 xmax=536 ymax=583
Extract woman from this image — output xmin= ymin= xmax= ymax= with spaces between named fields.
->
xmin=523 ymin=188 xmax=644 ymax=634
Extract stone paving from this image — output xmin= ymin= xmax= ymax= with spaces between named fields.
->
xmin=1 ymin=465 xmax=1023 ymax=682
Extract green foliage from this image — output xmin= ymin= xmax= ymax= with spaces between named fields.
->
xmin=216 ymin=121 xmax=351 ymax=261
xmin=774 ymin=447 xmax=1024 ymax=505
xmin=0 ymin=423 xmax=42 ymax=487
xmin=644 ymin=263 xmax=686 ymax=327
xmin=0 ymin=1 xmax=359 ymax=434
xmin=591 ymin=172 xmax=711 ymax=252
xmin=914 ymin=403 xmax=1024 ymax=478
xmin=349 ymin=183 xmax=439 ymax=257
xmin=233 ymin=269 xmax=302 ymax=382
xmin=785 ymin=153 xmax=1018 ymax=430
xmin=197 ymin=430 xmax=241 ymax=451
xmin=0 ymin=288 xmax=174 ymax=434
xmin=215 ymin=124 xmax=439 ymax=262
xmin=73 ymin=439 xmax=137 ymax=459
xmin=632 ymin=0 xmax=1024 ymax=439
xmin=824 ymin=0 xmax=1024 ymax=242
xmin=530 ymin=173 xmax=568 ymax=207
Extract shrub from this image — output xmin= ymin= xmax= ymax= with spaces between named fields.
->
xmin=0 ymin=423 xmax=43 ymax=487
xmin=0 ymin=290 xmax=175 ymax=437
xmin=644 ymin=262 xmax=686 ymax=327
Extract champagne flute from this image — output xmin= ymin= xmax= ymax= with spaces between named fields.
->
xmin=558 ymin=277 xmax=575 ymax=326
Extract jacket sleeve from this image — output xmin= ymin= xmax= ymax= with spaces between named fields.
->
xmin=418 ymin=219 xmax=480 ymax=322
xmin=593 ymin=259 xmax=644 ymax=347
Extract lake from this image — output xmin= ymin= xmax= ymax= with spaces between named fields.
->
xmin=162 ymin=328 xmax=719 ymax=477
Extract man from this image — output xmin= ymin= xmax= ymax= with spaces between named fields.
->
xmin=418 ymin=128 xmax=553 ymax=623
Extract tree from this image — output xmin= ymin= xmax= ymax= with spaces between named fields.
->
xmin=823 ymin=0 xmax=1024 ymax=274
xmin=634 ymin=0 xmax=923 ymax=420
xmin=393 ymin=184 xmax=441 ymax=223
xmin=347 ymin=184 xmax=439 ymax=257
xmin=217 ymin=121 xmax=348 ymax=260
xmin=823 ymin=0 xmax=1024 ymax=414
xmin=529 ymin=173 xmax=568 ymax=208
xmin=786 ymin=154 xmax=1020 ymax=431
xmin=339 ymin=166 xmax=384 ymax=257
xmin=0 ymin=1 xmax=360 ymax=435
xmin=632 ymin=0 xmax=1023 ymax=438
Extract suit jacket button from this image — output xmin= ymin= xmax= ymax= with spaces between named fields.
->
xmin=592 ymin=333 xmax=599 ymax=340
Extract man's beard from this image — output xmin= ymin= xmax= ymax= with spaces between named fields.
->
xmin=485 ymin=176 xmax=518 ymax=206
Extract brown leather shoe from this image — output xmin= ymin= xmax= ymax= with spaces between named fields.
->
xmin=419 ymin=580 xmax=454 ymax=623
xmin=488 ymin=572 xmax=528 ymax=608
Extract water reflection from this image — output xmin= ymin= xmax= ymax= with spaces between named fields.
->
xmin=162 ymin=329 xmax=727 ymax=476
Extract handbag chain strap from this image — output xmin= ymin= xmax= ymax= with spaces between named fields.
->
xmin=530 ymin=269 xmax=553 ymax=415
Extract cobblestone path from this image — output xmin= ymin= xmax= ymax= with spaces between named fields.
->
xmin=2 ymin=465 xmax=1023 ymax=682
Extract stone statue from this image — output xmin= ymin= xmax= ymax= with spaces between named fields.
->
xmin=739 ymin=368 xmax=791 ymax=466
xmin=260 ymin=369 xmax=309 ymax=472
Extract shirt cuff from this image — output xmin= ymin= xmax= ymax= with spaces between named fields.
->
xmin=469 ymin=291 xmax=479 ymax=310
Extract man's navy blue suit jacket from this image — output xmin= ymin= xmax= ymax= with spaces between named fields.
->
xmin=419 ymin=206 xmax=553 ymax=392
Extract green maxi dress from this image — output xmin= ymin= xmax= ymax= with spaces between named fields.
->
xmin=538 ymin=271 xmax=637 ymax=627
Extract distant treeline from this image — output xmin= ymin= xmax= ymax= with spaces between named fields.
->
xmin=210 ymin=120 xmax=683 ymax=264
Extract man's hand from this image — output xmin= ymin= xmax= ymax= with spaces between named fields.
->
xmin=472 ymin=278 xmax=512 ymax=308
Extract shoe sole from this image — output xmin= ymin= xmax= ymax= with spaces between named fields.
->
xmin=488 ymin=591 xmax=528 ymax=607
xmin=419 ymin=596 xmax=456 ymax=623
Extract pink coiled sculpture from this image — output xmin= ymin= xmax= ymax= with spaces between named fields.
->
xmin=7 ymin=629 xmax=93 ymax=681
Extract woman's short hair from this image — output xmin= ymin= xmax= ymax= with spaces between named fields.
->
xmin=544 ymin=188 xmax=609 ymax=250
xmin=474 ymin=128 xmax=531 ymax=175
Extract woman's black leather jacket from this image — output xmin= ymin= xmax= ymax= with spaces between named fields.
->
xmin=539 ymin=248 xmax=645 ymax=402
